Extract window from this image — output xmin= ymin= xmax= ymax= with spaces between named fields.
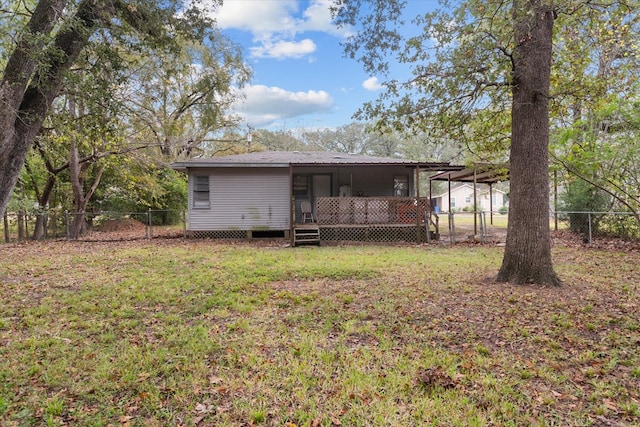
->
xmin=465 ymin=195 xmax=471 ymax=204
xmin=393 ymin=175 xmax=409 ymax=196
xmin=293 ymin=175 xmax=308 ymax=197
xmin=492 ymin=194 xmax=497 ymax=206
xmin=193 ymin=175 xmax=210 ymax=208
xmin=450 ymin=197 xmax=456 ymax=209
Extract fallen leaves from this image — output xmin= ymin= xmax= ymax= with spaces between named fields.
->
xmin=1 ymin=238 xmax=639 ymax=426
xmin=416 ymin=366 xmax=458 ymax=390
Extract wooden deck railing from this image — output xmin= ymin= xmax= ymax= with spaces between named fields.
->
xmin=315 ymin=197 xmax=432 ymax=226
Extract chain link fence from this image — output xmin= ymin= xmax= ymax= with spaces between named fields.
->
xmin=553 ymin=211 xmax=640 ymax=243
xmin=441 ymin=211 xmax=508 ymax=243
xmin=3 ymin=209 xmax=639 ymax=245
xmin=2 ymin=210 xmax=186 ymax=243
xmin=441 ymin=211 xmax=639 ymax=244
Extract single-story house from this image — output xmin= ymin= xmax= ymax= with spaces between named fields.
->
xmin=171 ymin=151 xmax=463 ymax=244
xmin=432 ymin=183 xmax=507 ymax=212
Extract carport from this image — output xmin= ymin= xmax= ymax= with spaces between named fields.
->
xmin=429 ymin=163 xmax=509 ymax=238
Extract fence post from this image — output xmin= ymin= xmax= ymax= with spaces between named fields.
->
xmin=17 ymin=210 xmax=24 ymax=241
xmin=148 ymin=208 xmax=152 ymax=239
xmin=65 ymin=211 xmax=70 ymax=240
xmin=478 ymin=211 xmax=487 ymax=242
xmin=182 ymin=210 xmax=187 ymax=238
xmin=3 ymin=214 xmax=9 ymax=243
xmin=587 ymin=212 xmax=593 ymax=244
xmin=449 ymin=212 xmax=456 ymax=243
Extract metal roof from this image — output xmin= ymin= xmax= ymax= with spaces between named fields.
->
xmin=171 ymin=151 xmax=464 ymax=171
xmin=429 ymin=164 xmax=509 ymax=184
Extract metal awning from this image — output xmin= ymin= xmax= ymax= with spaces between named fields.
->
xmin=429 ymin=164 xmax=509 ymax=184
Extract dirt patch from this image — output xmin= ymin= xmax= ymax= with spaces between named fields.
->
xmin=94 ymin=218 xmax=147 ymax=233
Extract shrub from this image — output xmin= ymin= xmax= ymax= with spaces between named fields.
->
xmin=560 ymin=179 xmax=609 ymax=235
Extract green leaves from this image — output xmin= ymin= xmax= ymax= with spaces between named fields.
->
xmin=5 ymin=0 xmax=249 ymax=219
xmin=551 ymin=90 xmax=640 ymax=215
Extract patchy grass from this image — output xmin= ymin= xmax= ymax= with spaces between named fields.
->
xmin=0 ymin=239 xmax=638 ymax=426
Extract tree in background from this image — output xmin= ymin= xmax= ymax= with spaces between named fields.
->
xmin=0 ymin=0 xmax=223 ymax=217
xmin=560 ymin=178 xmax=610 ymax=236
xmin=2 ymin=0 xmax=250 ymax=239
xmin=332 ymin=0 xmax=638 ymax=285
xmin=122 ymin=35 xmax=250 ymax=161
xmin=550 ymin=5 xmax=640 ymax=225
xmin=251 ymin=129 xmax=308 ymax=152
xmin=96 ymin=162 xmax=187 ymax=225
xmin=301 ymin=123 xmax=395 ymax=155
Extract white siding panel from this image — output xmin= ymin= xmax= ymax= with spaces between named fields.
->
xmin=189 ymin=168 xmax=290 ymax=231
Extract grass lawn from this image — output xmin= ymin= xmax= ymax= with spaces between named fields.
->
xmin=0 ymin=239 xmax=639 ymax=426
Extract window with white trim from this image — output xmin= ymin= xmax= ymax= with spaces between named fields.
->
xmin=193 ymin=175 xmax=210 ymax=208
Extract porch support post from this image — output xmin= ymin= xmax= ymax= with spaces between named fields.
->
xmin=447 ymin=173 xmax=452 ymax=214
xmin=289 ymin=165 xmax=294 ymax=246
xmin=554 ymin=169 xmax=558 ymax=231
xmin=489 ymin=183 xmax=494 ymax=225
xmin=473 ymin=169 xmax=478 ymax=236
xmin=416 ymin=165 xmax=422 ymax=243
xmin=447 ymin=173 xmax=452 ymax=240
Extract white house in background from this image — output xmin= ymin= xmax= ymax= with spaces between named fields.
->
xmin=432 ymin=183 xmax=507 ymax=212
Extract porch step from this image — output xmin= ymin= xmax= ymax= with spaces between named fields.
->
xmin=293 ymin=225 xmax=320 ymax=246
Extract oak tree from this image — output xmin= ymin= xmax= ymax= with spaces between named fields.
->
xmin=0 ymin=0 xmax=218 ymax=217
xmin=332 ymin=0 xmax=637 ymax=285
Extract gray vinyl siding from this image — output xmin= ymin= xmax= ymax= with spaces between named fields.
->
xmin=188 ymin=168 xmax=290 ymax=231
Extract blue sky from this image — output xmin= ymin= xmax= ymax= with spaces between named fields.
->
xmin=206 ymin=0 xmax=434 ymax=132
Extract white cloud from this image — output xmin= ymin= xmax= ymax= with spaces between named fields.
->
xmin=250 ymin=38 xmax=317 ymax=59
xmin=214 ymin=0 xmax=299 ymax=34
xmin=209 ymin=0 xmax=351 ymax=60
xmin=362 ymin=77 xmax=384 ymax=91
xmin=234 ymin=84 xmax=334 ymax=127
xmin=299 ymin=0 xmax=351 ymax=36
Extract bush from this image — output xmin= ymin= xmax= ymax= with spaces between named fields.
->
xmin=560 ymin=179 xmax=609 ymax=235
xmin=98 ymin=167 xmax=187 ymax=225
xmin=598 ymin=214 xmax=640 ymax=240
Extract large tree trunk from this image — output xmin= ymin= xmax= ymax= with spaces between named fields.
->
xmin=68 ymin=133 xmax=106 ymax=239
xmin=497 ymin=0 xmax=561 ymax=286
xmin=0 ymin=0 xmax=106 ymax=217
xmin=0 ymin=0 xmax=67 ymax=216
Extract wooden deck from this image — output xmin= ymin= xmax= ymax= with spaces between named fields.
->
xmin=292 ymin=197 xmax=440 ymax=244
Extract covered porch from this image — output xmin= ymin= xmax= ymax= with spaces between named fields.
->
xmin=288 ymin=158 xmax=458 ymax=245
xmin=292 ymin=196 xmax=440 ymax=245
xmin=291 ymin=161 xmax=510 ymax=246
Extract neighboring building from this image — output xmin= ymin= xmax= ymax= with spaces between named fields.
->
xmin=172 ymin=151 xmax=461 ymax=243
xmin=432 ymin=183 xmax=507 ymax=212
